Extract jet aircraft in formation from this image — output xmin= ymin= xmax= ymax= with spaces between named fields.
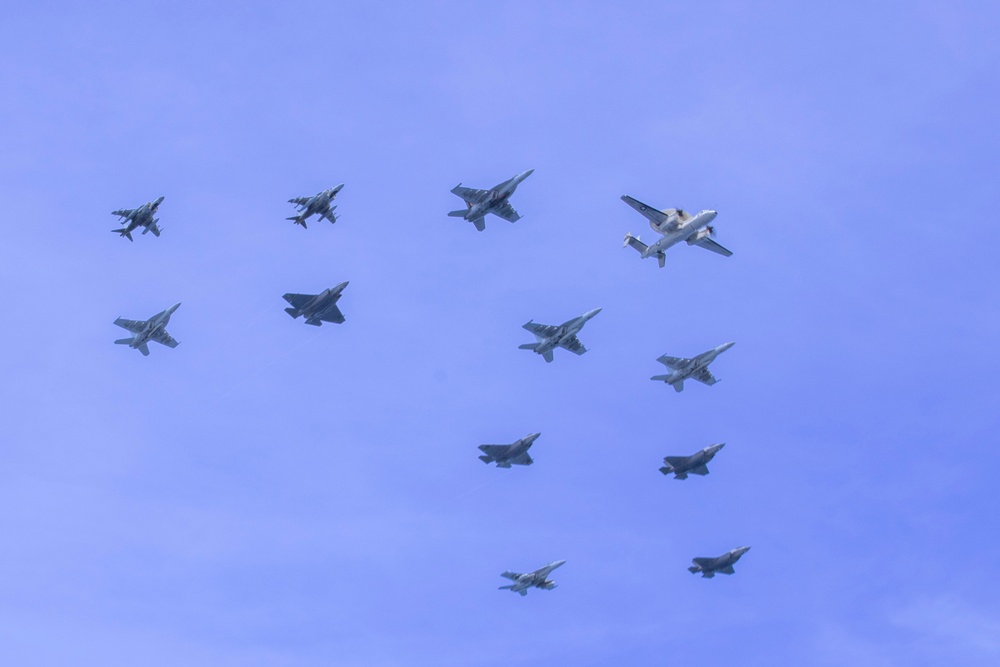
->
xmin=651 ymin=341 xmax=735 ymax=393
xmin=519 ymin=308 xmax=601 ymax=363
xmin=113 ymin=303 xmax=181 ymax=356
xmin=287 ymin=184 xmax=344 ymax=228
xmin=282 ymin=281 xmax=349 ymax=326
xmin=111 ymin=196 xmax=165 ymax=241
xmin=448 ymin=169 xmax=533 ymax=231
xmin=660 ymin=443 xmax=726 ymax=479
xmin=478 ymin=432 xmax=540 ymax=468
xmin=621 ymin=195 xmax=731 ymax=268
xmin=688 ymin=546 xmax=751 ymax=578
xmin=498 ymin=560 xmax=566 ymax=596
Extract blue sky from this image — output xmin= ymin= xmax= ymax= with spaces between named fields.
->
xmin=1 ymin=2 xmax=999 ymax=665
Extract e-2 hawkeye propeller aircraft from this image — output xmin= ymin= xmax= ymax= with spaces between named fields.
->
xmin=621 ymin=195 xmax=731 ymax=267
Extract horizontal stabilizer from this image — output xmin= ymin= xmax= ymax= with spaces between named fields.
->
xmin=447 ymin=210 xmax=468 ymax=217
xmin=658 ymin=466 xmax=672 ymax=476
xmin=672 ymin=380 xmax=684 ymax=392
xmin=478 ymin=455 xmax=492 ymax=464
xmin=284 ymin=307 xmax=299 ymax=318
xmin=138 ymin=343 xmax=150 ymax=356
xmin=114 ymin=338 xmax=132 ymax=345
xmin=518 ymin=343 xmax=539 ymax=351
xmin=472 ymin=218 xmax=486 ymax=232
xmin=111 ymin=228 xmax=133 ymax=241
xmin=304 ymin=318 xmax=322 ymax=326
xmin=542 ymin=350 xmax=554 ymax=363
xmin=623 ymin=233 xmax=648 ymax=253
xmin=688 ymin=566 xmax=701 ymax=574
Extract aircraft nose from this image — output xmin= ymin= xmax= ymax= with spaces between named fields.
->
xmin=586 ymin=307 xmax=602 ymax=318
xmin=719 ymin=341 xmax=735 ymax=351
xmin=336 ymin=280 xmax=350 ymax=291
xmin=169 ymin=302 xmax=181 ymax=312
xmin=522 ymin=169 xmax=534 ymax=178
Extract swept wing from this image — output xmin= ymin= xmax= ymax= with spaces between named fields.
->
xmin=152 ymin=331 xmax=179 ymax=348
xmin=283 ymin=293 xmax=313 ymax=310
xmin=491 ymin=201 xmax=521 ymax=222
xmin=558 ymin=335 xmax=586 ymax=356
xmin=692 ymin=368 xmax=718 ymax=386
xmin=451 ymin=185 xmax=489 ymax=204
xmin=523 ymin=322 xmax=560 ymax=338
xmin=656 ymin=354 xmax=686 ymax=369
xmin=478 ymin=444 xmax=510 ymax=457
xmin=113 ymin=318 xmax=145 ymax=333
xmin=318 ymin=304 xmax=345 ymax=324
xmin=508 ymin=451 xmax=534 ymax=466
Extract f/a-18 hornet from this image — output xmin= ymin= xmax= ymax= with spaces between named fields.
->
xmin=282 ymin=281 xmax=349 ymax=326
xmin=621 ymin=195 xmax=731 ymax=267
xmin=660 ymin=443 xmax=726 ymax=479
xmin=499 ymin=560 xmax=566 ymax=596
xmin=688 ymin=546 xmax=750 ymax=578
xmin=448 ymin=169 xmax=533 ymax=231
xmin=111 ymin=196 xmax=165 ymax=241
xmin=478 ymin=432 xmax=540 ymax=468
xmin=287 ymin=184 xmax=344 ymax=228
xmin=651 ymin=342 xmax=734 ymax=393
xmin=113 ymin=303 xmax=180 ymax=356
xmin=519 ymin=308 xmax=601 ymax=363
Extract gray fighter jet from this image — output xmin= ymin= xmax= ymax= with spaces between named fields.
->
xmin=660 ymin=443 xmax=726 ymax=479
xmin=113 ymin=303 xmax=181 ymax=356
xmin=111 ymin=196 xmax=165 ymax=241
xmin=621 ymin=195 xmax=731 ymax=268
xmin=287 ymin=184 xmax=344 ymax=228
xmin=478 ymin=432 xmax=540 ymax=468
xmin=651 ymin=342 xmax=734 ymax=392
xmin=282 ymin=281 xmax=349 ymax=326
xmin=448 ymin=169 xmax=534 ymax=231
xmin=499 ymin=560 xmax=566 ymax=596
xmin=688 ymin=547 xmax=751 ymax=578
xmin=519 ymin=308 xmax=602 ymax=363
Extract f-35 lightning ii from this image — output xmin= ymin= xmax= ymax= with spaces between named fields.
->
xmin=478 ymin=432 xmax=540 ymax=468
xmin=113 ymin=303 xmax=181 ymax=356
xmin=499 ymin=560 xmax=566 ymax=596
xmin=660 ymin=443 xmax=726 ymax=479
xmin=448 ymin=169 xmax=533 ymax=231
xmin=111 ymin=196 xmax=165 ymax=241
xmin=688 ymin=546 xmax=750 ymax=578
xmin=621 ymin=195 xmax=731 ymax=267
xmin=519 ymin=308 xmax=601 ymax=363
xmin=282 ymin=281 xmax=349 ymax=326
xmin=287 ymin=184 xmax=344 ymax=228
xmin=651 ymin=342 xmax=734 ymax=393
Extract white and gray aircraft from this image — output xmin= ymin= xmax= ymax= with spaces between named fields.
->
xmin=660 ymin=443 xmax=726 ymax=479
xmin=448 ymin=169 xmax=533 ymax=231
xmin=113 ymin=303 xmax=180 ymax=356
xmin=287 ymin=184 xmax=344 ymax=228
xmin=111 ymin=196 xmax=165 ymax=241
xmin=282 ymin=281 xmax=349 ymax=326
xmin=688 ymin=547 xmax=751 ymax=578
xmin=478 ymin=432 xmax=540 ymax=468
xmin=621 ymin=195 xmax=731 ymax=267
xmin=519 ymin=308 xmax=601 ymax=363
xmin=499 ymin=560 xmax=566 ymax=596
xmin=651 ymin=342 xmax=734 ymax=393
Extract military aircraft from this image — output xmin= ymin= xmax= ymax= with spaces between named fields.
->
xmin=478 ymin=432 xmax=540 ymax=468
xmin=519 ymin=308 xmax=601 ymax=363
xmin=111 ymin=196 xmax=165 ymax=241
xmin=113 ymin=303 xmax=181 ymax=356
xmin=651 ymin=342 xmax=734 ymax=392
xmin=448 ymin=169 xmax=534 ymax=231
xmin=499 ymin=560 xmax=566 ymax=596
xmin=660 ymin=443 xmax=726 ymax=479
xmin=688 ymin=547 xmax=751 ymax=578
xmin=287 ymin=184 xmax=344 ymax=228
xmin=621 ymin=195 xmax=731 ymax=267
xmin=282 ymin=281 xmax=349 ymax=326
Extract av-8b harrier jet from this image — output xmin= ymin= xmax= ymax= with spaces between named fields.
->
xmin=287 ymin=184 xmax=343 ymax=228
xmin=621 ymin=195 xmax=731 ymax=267
xmin=519 ymin=308 xmax=601 ymax=363
xmin=113 ymin=303 xmax=180 ymax=356
xmin=448 ymin=169 xmax=533 ymax=231
xmin=478 ymin=433 xmax=540 ymax=468
xmin=282 ymin=282 xmax=349 ymax=326
xmin=660 ymin=443 xmax=726 ymax=479
xmin=111 ymin=196 xmax=164 ymax=241
xmin=651 ymin=342 xmax=734 ymax=392
xmin=499 ymin=560 xmax=566 ymax=596
xmin=688 ymin=547 xmax=751 ymax=578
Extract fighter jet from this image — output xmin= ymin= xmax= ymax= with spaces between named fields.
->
xmin=111 ymin=196 xmax=165 ymax=241
xmin=113 ymin=303 xmax=181 ymax=356
xmin=660 ymin=443 xmax=726 ymax=479
xmin=519 ymin=308 xmax=601 ymax=363
xmin=478 ymin=432 xmax=540 ymax=468
xmin=448 ymin=169 xmax=533 ymax=231
xmin=287 ymin=184 xmax=344 ymax=228
xmin=499 ymin=560 xmax=566 ymax=596
xmin=688 ymin=547 xmax=751 ymax=578
xmin=621 ymin=195 xmax=731 ymax=268
xmin=282 ymin=281 xmax=349 ymax=326
xmin=651 ymin=342 xmax=734 ymax=393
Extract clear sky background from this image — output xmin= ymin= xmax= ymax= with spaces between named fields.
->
xmin=1 ymin=2 xmax=998 ymax=665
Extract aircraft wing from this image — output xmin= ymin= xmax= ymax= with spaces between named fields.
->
xmin=111 ymin=208 xmax=136 ymax=218
xmin=500 ymin=571 xmax=521 ymax=581
xmin=319 ymin=304 xmax=345 ymax=324
xmin=694 ymin=236 xmax=733 ymax=257
xmin=621 ymin=195 xmax=679 ymax=231
xmin=288 ymin=196 xmax=312 ymax=206
xmin=663 ymin=456 xmax=690 ymax=468
xmin=558 ymin=335 xmax=587 ymax=356
xmin=282 ymin=293 xmax=314 ymax=310
xmin=718 ymin=565 xmax=736 ymax=574
xmin=320 ymin=208 xmax=338 ymax=224
xmin=692 ymin=557 xmax=715 ymax=567
xmin=690 ymin=464 xmax=710 ymax=476
xmin=146 ymin=222 xmax=161 ymax=237
xmin=523 ymin=322 xmax=559 ymax=338
xmin=692 ymin=368 xmax=718 ymax=386
xmin=451 ymin=185 xmax=489 ymax=204
xmin=656 ymin=355 xmax=686 ymax=369
xmin=491 ymin=201 xmax=521 ymax=222
xmin=509 ymin=451 xmax=534 ymax=466
xmin=152 ymin=330 xmax=179 ymax=348
xmin=478 ymin=445 xmax=510 ymax=457
xmin=113 ymin=318 xmax=145 ymax=333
